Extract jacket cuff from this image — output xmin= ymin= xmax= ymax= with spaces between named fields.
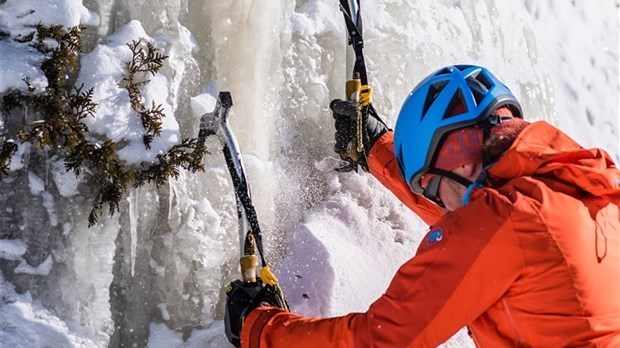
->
xmin=241 ymin=306 xmax=285 ymax=348
xmin=367 ymin=131 xmax=395 ymax=174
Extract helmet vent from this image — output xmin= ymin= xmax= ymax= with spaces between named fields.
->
xmin=445 ymin=89 xmax=467 ymax=118
xmin=466 ymin=75 xmax=490 ymax=106
xmin=436 ymin=67 xmax=453 ymax=76
xmin=422 ymin=80 xmax=448 ymax=118
xmin=471 ymin=86 xmax=485 ymax=106
xmin=472 ymin=72 xmax=492 ymax=90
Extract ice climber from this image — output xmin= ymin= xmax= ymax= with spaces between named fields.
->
xmin=225 ymin=65 xmax=620 ymax=347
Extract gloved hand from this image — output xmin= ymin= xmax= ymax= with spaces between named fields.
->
xmin=330 ymin=99 xmax=389 ymax=171
xmin=224 ymin=279 xmax=287 ymax=347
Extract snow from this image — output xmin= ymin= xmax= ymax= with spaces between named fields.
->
xmin=0 ymin=0 xmax=97 ymax=30
xmin=27 ymin=171 xmax=45 ymax=195
xmin=0 ymin=40 xmax=46 ymax=92
xmin=148 ymin=321 xmax=231 ymax=348
xmin=157 ymin=303 xmax=171 ymax=321
xmin=76 ymin=20 xmax=180 ymax=165
xmin=0 ymin=239 xmax=26 ymax=260
xmin=0 ymin=0 xmax=98 ymax=91
xmin=280 ymin=167 xmax=422 ymax=317
xmin=15 ymin=255 xmax=53 ymax=276
xmin=0 ymin=301 xmax=97 ymax=348
xmin=51 ymin=160 xmax=82 ymax=197
xmin=148 ymin=322 xmax=184 ymax=348
xmin=42 ymin=192 xmax=58 ymax=227
xmin=291 ymin=0 xmax=343 ymax=38
xmin=0 ymin=0 xmax=618 ymax=347
xmin=8 ymin=141 xmax=28 ymax=171
xmin=191 ymin=92 xmax=217 ymax=120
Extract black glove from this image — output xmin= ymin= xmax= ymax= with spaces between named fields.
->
xmin=224 ymin=279 xmax=287 ymax=347
xmin=330 ymin=99 xmax=389 ymax=171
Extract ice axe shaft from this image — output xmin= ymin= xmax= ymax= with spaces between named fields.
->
xmin=344 ymin=0 xmax=360 ymax=79
xmin=198 ymin=92 xmax=259 ymax=282
xmin=337 ymin=0 xmax=370 ymax=172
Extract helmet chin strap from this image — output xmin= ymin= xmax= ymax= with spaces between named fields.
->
xmin=428 ymin=168 xmax=474 ymax=189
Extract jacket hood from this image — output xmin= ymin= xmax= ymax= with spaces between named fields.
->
xmin=488 ymin=121 xmax=620 ymax=202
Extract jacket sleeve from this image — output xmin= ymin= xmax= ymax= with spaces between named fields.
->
xmin=367 ymin=131 xmax=444 ymax=226
xmin=240 ymin=192 xmax=525 ymax=347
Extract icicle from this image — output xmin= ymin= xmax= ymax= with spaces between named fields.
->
xmin=128 ymin=188 xmax=138 ymax=277
xmin=168 ymin=172 xmax=176 ymax=223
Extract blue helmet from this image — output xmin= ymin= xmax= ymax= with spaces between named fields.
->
xmin=394 ymin=65 xmax=522 ymax=194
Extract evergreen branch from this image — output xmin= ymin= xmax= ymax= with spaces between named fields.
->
xmin=69 ymin=85 xmax=97 ymax=121
xmin=22 ymin=77 xmax=35 ymax=92
xmin=2 ymin=26 xmax=210 ymax=227
xmin=2 ymin=89 xmax=24 ymax=113
xmin=134 ymin=138 xmax=208 ymax=187
xmin=0 ymin=140 xmax=18 ymax=178
xmin=31 ymin=24 xmax=83 ymax=114
xmin=122 ymin=39 xmax=169 ymax=147
xmin=65 ymin=140 xmax=135 ymax=226
xmin=138 ymin=101 xmax=164 ymax=148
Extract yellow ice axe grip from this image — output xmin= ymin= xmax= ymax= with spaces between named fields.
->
xmin=360 ymin=85 xmax=372 ymax=106
xmin=344 ymin=79 xmax=372 ymax=106
xmin=260 ymin=265 xmax=279 ymax=287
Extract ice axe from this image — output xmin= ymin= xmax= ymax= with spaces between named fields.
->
xmin=197 ymin=92 xmax=288 ymax=345
xmin=336 ymin=0 xmax=388 ymax=172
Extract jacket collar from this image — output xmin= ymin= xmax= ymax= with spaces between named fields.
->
xmin=487 ymin=121 xmax=620 ymax=201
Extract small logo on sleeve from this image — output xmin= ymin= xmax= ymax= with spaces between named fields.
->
xmin=426 ymin=227 xmax=444 ymax=247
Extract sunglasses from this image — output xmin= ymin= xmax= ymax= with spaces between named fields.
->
xmin=421 ymin=174 xmax=445 ymax=208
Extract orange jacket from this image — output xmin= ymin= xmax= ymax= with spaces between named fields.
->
xmin=242 ymin=121 xmax=620 ymax=347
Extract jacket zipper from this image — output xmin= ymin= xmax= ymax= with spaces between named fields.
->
xmin=502 ymin=298 xmax=526 ymax=345
xmin=468 ymin=326 xmax=481 ymax=347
